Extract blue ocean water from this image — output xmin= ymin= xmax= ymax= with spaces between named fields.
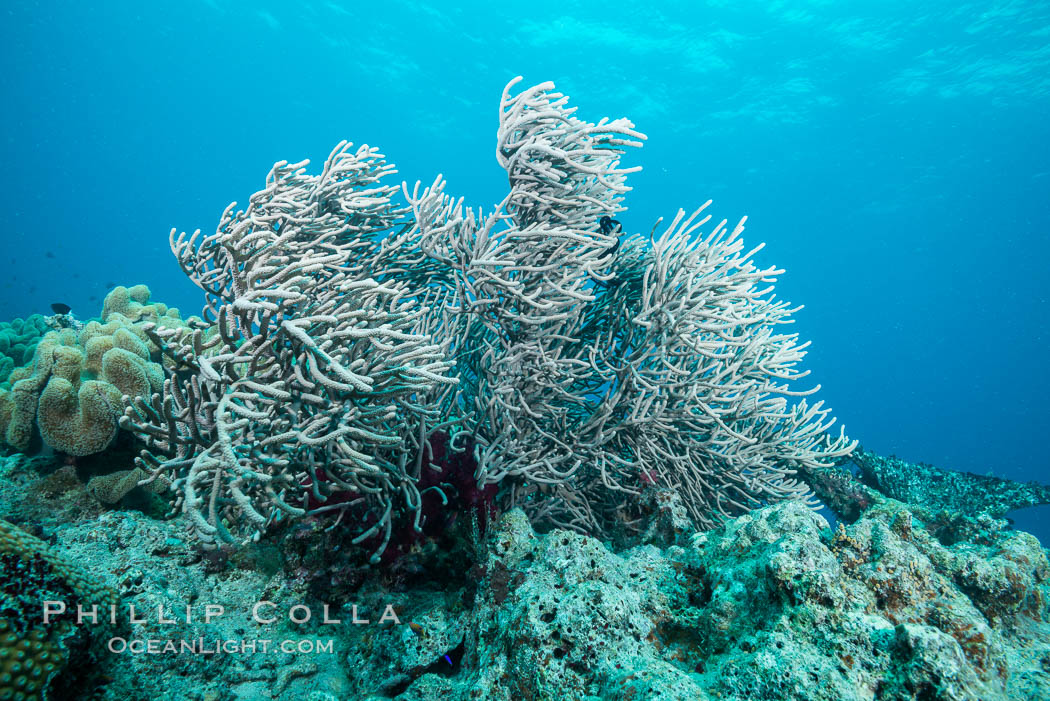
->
xmin=1 ymin=2 xmax=1047 ymax=533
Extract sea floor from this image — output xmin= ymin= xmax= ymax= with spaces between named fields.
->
xmin=2 ymin=451 xmax=1049 ymax=701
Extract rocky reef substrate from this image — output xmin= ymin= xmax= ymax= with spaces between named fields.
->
xmin=1 ymin=451 xmax=1048 ymax=700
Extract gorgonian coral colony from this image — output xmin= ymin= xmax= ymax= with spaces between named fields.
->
xmin=121 ymin=78 xmax=855 ymax=561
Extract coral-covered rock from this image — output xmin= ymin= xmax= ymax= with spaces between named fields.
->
xmin=684 ymin=499 xmax=1049 ymax=700
xmin=854 ymin=447 xmax=1050 ymax=518
xmin=339 ymin=498 xmax=1050 ymax=700
xmin=1 ymin=445 xmax=1048 ymax=700
xmin=84 ymin=466 xmax=168 ymax=505
xmin=0 ymin=518 xmax=117 ymax=700
xmin=3 ymin=495 xmax=351 ymax=701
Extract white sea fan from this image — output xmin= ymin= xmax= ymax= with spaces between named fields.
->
xmin=124 ymin=78 xmax=854 ymax=557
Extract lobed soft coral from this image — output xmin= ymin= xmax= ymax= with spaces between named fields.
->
xmin=0 ymin=286 xmax=190 ymax=456
xmin=0 ymin=315 xmax=47 ymax=383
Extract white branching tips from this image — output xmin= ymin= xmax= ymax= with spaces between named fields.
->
xmin=404 ymin=77 xmax=853 ymax=535
xmin=124 ymin=78 xmax=854 ymax=557
xmin=121 ymin=142 xmax=458 ymax=562
xmin=497 ymin=76 xmax=646 ymax=230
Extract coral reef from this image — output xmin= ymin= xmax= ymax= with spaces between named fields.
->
xmin=0 ymin=315 xmax=47 ymax=383
xmin=123 ymin=77 xmax=853 ymax=559
xmin=797 ymin=447 xmax=1050 ymax=554
xmin=1 ymin=67 xmax=1046 ymax=701
xmin=85 ymin=466 xmax=169 ymax=505
xmin=0 ymin=453 xmax=359 ymax=701
xmin=853 ymin=447 xmax=1050 ymax=518
xmin=339 ymin=500 xmax=1050 ymax=700
xmin=2 ymin=447 xmax=1049 ymax=699
xmin=0 ymin=517 xmax=118 ymax=700
xmin=0 ymin=285 xmax=188 ymax=456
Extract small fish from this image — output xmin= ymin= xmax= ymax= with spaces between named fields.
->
xmin=589 ymin=216 xmax=623 ymax=291
xmin=443 ymin=654 xmax=453 ymax=666
xmin=598 ymin=216 xmax=622 ymax=236
xmin=597 ymin=216 xmax=622 ymax=260
xmin=408 ymin=622 xmax=424 ymax=635
xmin=45 ymin=251 xmax=56 ymax=259
xmin=50 ymin=302 xmax=72 ymax=315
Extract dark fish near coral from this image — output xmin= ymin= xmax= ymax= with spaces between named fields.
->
xmin=588 ymin=216 xmax=624 ymax=291
xmin=597 ymin=216 xmax=621 ymax=260
xmin=50 ymin=302 xmax=72 ymax=315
